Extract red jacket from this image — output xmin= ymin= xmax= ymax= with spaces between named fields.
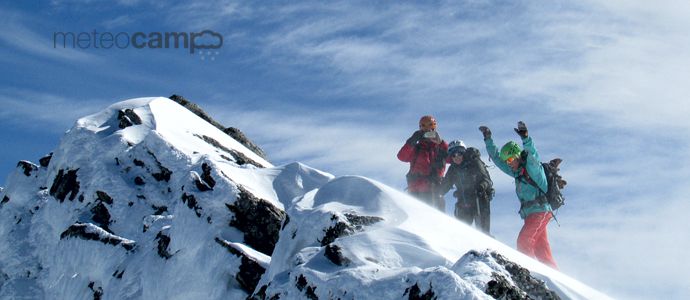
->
xmin=397 ymin=139 xmax=449 ymax=192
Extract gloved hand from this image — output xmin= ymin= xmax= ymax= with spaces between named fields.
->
xmin=514 ymin=121 xmax=528 ymax=138
xmin=478 ymin=126 xmax=491 ymax=140
xmin=406 ymin=130 xmax=424 ymax=145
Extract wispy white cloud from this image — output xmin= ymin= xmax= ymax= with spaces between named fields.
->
xmin=0 ymin=89 xmax=110 ymax=132
xmin=0 ymin=9 xmax=99 ymax=63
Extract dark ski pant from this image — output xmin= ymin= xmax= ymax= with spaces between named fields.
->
xmin=454 ymin=198 xmax=490 ymax=235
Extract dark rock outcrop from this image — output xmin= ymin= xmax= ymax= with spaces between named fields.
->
xmin=320 ymin=213 xmax=383 ymax=246
xmin=169 ymin=94 xmax=267 ymax=160
xmin=88 ymin=281 xmax=103 ymax=300
xmin=486 ymin=273 xmax=529 ymax=300
xmin=181 ymin=193 xmax=203 ymax=217
xmin=17 ymin=161 xmax=38 ymax=177
xmin=155 ymin=231 xmax=174 ymax=259
xmin=403 ymin=283 xmax=436 ymax=300
xmin=117 ymin=109 xmax=142 ymax=129
xmin=194 ymin=134 xmax=265 ymax=168
xmin=60 ymin=222 xmax=135 ymax=251
xmin=95 ymin=191 xmax=113 ymax=205
xmin=90 ymin=202 xmax=112 ymax=233
xmin=1 ymin=196 xmax=9 ymax=205
xmin=201 ymin=163 xmax=216 ymax=188
xmin=295 ymin=274 xmax=318 ymax=300
xmin=226 ymin=186 xmax=285 ymax=256
xmin=215 ymin=237 xmax=266 ymax=294
xmin=147 ymin=151 xmax=172 ymax=182
xmin=49 ymin=169 xmax=80 ymax=202
xmin=489 ymin=252 xmax=561 ymax=300
xmin=193 ymin=164 xmax=215 ymax=192
xmin=324 ymin=244 xmax=350 ymax=266
xmin=39 ymin=153 xmax=52 ymax=167
xmin=459 ymin=250 xmax=560 ymax=300
xmin=221 ymin=127 xmax=268 ymax=161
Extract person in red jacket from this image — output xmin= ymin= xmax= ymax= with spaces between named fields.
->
xmin=397 ymin=115 xmax=449 ymax=211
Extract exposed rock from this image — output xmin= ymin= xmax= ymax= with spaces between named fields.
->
xmin=1 ymin=196 xmax=9 ymax=205
xmin=344 ymin=213 xmax=383 ymax=229
xmin=88 ymin=281 xmax=103 ymax=300
xmin=39 ymin=153 xmax=52 ymax=167
xmin=90 ymin=202 xmax=112 ymax=233
xmin=95 ymin=191 xmax=113 ymax=205
xmin=295 ymin=274 xmax=318 ymax=300
xmin=489 ymin=252 xmax=561 ymax=300
xmin=17 ymin=161 xmax=38 ymax=177
xmin=60 ymin=222 xmax=135 ymax=251
xmin=152 ymin=205 xmax=168 ymax=215
xmin=112 ymin=269 xmax=125 ymax=279
xmin=201 ymin=163 xmax=216 ymax=188
xmin=320 ymin=213 xmax=383 ymax=246
xmin=49 ymin=169 xmax=80 ymax=202
xmin=214 ymin=237 xmax=266 ymax=294
xmin=193 ymin=134 xmax=265 ymax=168
xmin=155 ymin=231 xmax=174 ymax=259
xmin=324 ymin=244 xmax=350 ymax=266
xmin=134 ymin=177 xmax=145 ymax=186
xmin=193 ymin=172 xmax=213 ymax=192
xmin=181 ymin=193 xmax=202 ymax=217
xmin=169 ymin=94 xmax=267 ymax=160
xmin=226 ymin=186 xmax=285 ymax=256
xmin=320 ymin=219 xmax=350 ymax=247
xmin=486 ymin=272 xmax=529 ymax=300
xmin=133 ymin=159 xmax=145 ymax=167
xmin=222 ymin=127 xmax=268 ymax=161
xmin=403 ymin=283 xmax=436 ymax=300
xmin=147 ymin=151 xmax=172 ymax=182
xmin=117 ymin=108 xmax=142 ymax=129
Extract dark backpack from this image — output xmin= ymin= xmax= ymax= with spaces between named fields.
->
xmin=464 ymin=147 xmax=494 ymax=200
xmin=523 ymin=158 xmax=567 ymax=210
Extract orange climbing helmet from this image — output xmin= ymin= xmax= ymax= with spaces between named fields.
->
xmin=418 ymin=115 xmax=437 ymax=131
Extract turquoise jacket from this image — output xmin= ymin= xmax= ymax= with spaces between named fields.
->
xmin=484 ymin=136 xmax=551 ymax=219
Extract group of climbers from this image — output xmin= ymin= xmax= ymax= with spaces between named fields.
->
xmin=397 ymin=116 xmax=559 ymax=269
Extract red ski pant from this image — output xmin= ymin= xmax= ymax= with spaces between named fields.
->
xmin=517 ymin=211 xmax=558 ymax=269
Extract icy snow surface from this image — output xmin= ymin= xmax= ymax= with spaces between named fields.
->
xmin=0 ymin=97 xmax=611 ymax=299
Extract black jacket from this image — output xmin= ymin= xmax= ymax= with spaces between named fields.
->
xmin=439 ymin=147 xmax=493 ymax=207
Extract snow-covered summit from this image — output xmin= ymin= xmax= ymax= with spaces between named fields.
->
xmin=0 ymin=97 xmax=610 ymax=299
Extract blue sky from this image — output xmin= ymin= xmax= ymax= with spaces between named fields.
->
xmin=2 ymin=1 xmax=690 ymax=299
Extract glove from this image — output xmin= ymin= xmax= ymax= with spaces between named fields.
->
xmin=406 ymin=130 xmax=424 ymax=145
xmin=514 ymin=121 xmax=528 ymax=138
xmin=478 ymin=126 xmax=491 ymax=140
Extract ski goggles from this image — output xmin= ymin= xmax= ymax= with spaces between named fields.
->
xmin=505 ymin=155 xmax=518 ymax=164
xmin=450 ymin=149 xmax=465 ymax=157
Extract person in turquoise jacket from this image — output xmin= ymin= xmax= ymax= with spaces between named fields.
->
xmin=479 ymin=121 xmax=558 ymax=269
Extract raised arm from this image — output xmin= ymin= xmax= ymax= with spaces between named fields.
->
xmin=479 ymin=126 xmax=514 ymax=176
xmin=516 ymin=122 xmax=547 ymax=191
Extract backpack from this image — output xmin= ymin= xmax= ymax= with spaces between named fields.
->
xmin=464 ymin=147 xmax=494 ymax=200
xmin=522 ymin=157 xmax=567 ymax=210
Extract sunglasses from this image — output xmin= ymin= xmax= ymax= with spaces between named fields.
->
xmin=505 ymin=155 xmax=518 ymax=164
xmin=451 ymin=150 xmax=465 ymax=157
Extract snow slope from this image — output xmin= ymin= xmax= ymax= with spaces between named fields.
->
xmin=0 ymin=97 xmax=611 ymax=299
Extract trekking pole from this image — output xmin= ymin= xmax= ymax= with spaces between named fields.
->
xmin=551 ymin=210 xmax=560 ymax=227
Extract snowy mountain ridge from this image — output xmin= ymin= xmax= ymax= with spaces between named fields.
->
xmin=0 ymin=96 xmax=611 ymax=299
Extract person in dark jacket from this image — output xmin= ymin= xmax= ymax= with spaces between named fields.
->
xmin=439 ymin=140 xmax=493 ymax=234
xmin=397 ymin=115 xmax=448 ymax=210
xmin=479 ymin=121 xmax=558 ymax=269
